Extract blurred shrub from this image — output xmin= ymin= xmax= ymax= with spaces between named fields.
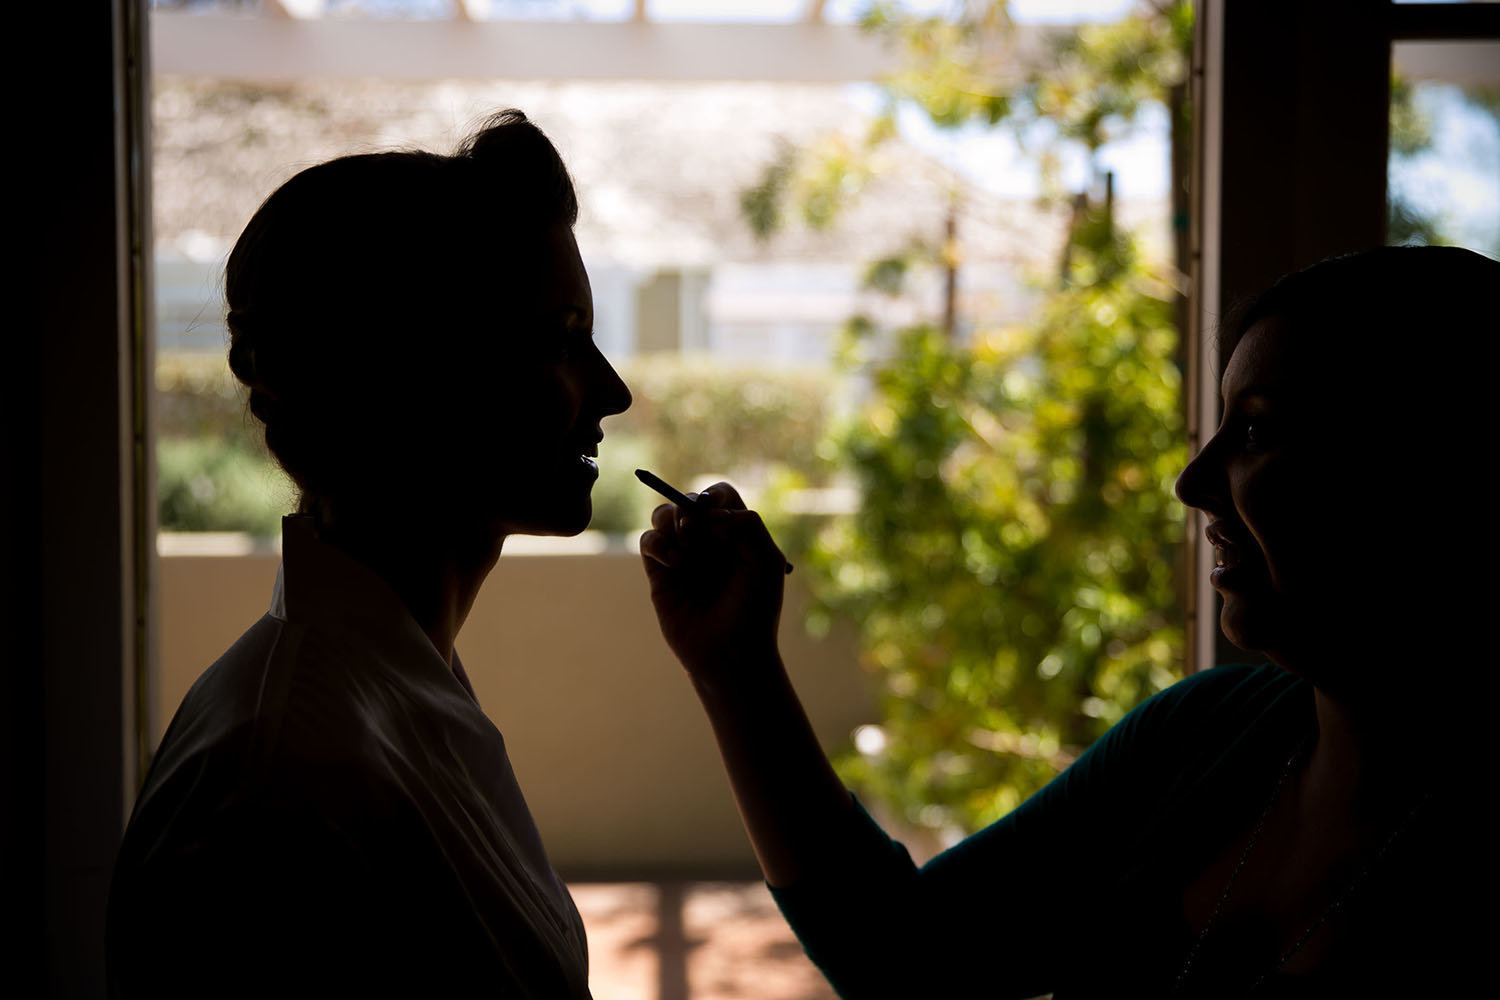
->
xmin=158 ymin=436 xmax=290 ymax=537
xmin=156 ymin=354 xmax=260 ymax=446
xmin=157 ymin=353 xmax=838 ymax=538
xmin=613 ymin=356 xmax=839 ymax=489
xmin=157 ymin=354 xmax=286 ymax=536
xmin=589 ymin=431 xmax=657 ymax=535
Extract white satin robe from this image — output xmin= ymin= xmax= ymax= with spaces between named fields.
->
xmin=107 ymin=515 xmax=590 ymax=997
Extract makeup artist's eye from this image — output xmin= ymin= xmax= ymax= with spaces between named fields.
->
xmin=1242 ymin=416 xmax=1277 ymax=453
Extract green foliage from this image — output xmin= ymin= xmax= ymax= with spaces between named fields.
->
xmin=738 ymin=1 xmax=1194 ymax=835
xmin=741 ymin=127 xmax=884 ymax=240
xmin=861 ymin=240 xmax=941 ymax=297
xmin=865 ymin=7 xmax=1017 ymax=129
xmin=867 ymin=0 xmax=1191 ymax=154
xmin=741 ymin=144 xmax=796 ymax=240
xmin=1389 ymin=74 xmax=1433 ymax=159
xmin=158 ymin=436 xmax=290 ymax=537
xmin=745 ymin=3 xmax=1192 ymax=252
xmin=813 ymin=227 xmax=1185 ymax=831
xmin=863 ymin=254 xmax=912 ymax=296
xmin=156 ymin=354 xmax=290 ymax=537
xmin=1014 ymin=10 xmax=1189 ymax=154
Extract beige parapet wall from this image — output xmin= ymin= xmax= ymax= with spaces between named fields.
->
xmin=157 ymin=543 xmax=872 ymax=877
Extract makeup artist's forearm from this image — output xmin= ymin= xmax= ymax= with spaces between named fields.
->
xmin=691 ymin=653 xmax=855 ymax=888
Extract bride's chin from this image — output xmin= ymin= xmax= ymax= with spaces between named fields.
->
xmin=494 ymin=501 xmax=594 ymax=539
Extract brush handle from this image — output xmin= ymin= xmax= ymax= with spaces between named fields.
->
xmin=634 ymin=468 xmax=696 ymax=508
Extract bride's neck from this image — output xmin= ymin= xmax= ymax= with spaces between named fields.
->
xmin=307 ymin=497 xmax=504 ymax=665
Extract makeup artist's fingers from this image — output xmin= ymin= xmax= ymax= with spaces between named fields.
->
xmin=722 ymin=508 xmax=784 ymax=570
xmin=650 ymin=502 xmax=677 ymax=532
xmin=639 ymin=529 xmax=675 ymax=569
xmin=695 ymin=482 xmax=747 ymax=512
xmin=643 ymin=502 xmax=712 ymax=573
xmin=651 ymin=499 xmax=704 ymax=543
xmin=640 ymin=504 xmax=685 ymax=569
xmin=673 ymin=506 xmax=784 ymax=575
xmin=642 ymin=485 xmax=782 ymax=574
xmin=642 ymin=507 xmax=781 ymax=576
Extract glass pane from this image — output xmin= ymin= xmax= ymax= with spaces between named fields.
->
xmin=1389 ymin=40 xmax=1500 ymax=257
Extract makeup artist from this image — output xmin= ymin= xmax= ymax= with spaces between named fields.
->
xmin=640 ymin=245 xmax=1493 ymax=998
xmin=107 ymin=111 xmax=630 ymax=998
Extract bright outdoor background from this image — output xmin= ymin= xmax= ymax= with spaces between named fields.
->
xmin=149 ymin=1 xmax=1497 ymax=997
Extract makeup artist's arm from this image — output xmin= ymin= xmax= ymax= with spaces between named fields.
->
xmin=637 ymin=483 xmax=1240 ymax=998
xmin=638 ymin=482 xmax=854 ymax=888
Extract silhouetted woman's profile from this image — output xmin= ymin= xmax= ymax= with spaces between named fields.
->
xmin=640 ymin=245 xmax=1495 ymax=997
xmin=107 ymin=111 xmax=630 ymax=998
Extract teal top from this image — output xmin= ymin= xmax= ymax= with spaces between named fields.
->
xmin=771 ymin=663 xmax=1479 ymax=998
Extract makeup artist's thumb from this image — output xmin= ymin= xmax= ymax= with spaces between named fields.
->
xmin=697 ymin=482 xmax=748 ymax=512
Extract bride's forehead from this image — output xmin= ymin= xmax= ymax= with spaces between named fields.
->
xmin=532 ymin=227 xmax=592 ymax=305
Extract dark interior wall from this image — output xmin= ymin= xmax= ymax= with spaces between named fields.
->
xmin=1217 ymin=0 xmax=1390 ymax=316
xmin=5 ymin=2 xmax=151 ymax=995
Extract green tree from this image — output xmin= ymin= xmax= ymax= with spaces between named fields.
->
xmin=745 ymin=1 xmax=1190 ymax=834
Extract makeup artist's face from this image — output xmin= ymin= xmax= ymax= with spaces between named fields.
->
xmin=450 ymin=224 xmax=632 ymax=537
xmin=1175 ymin=317 xmax=1373 ymax=679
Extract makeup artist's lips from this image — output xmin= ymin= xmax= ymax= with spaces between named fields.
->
xmin=1205 ymin=521 xmax=1254 ymax=589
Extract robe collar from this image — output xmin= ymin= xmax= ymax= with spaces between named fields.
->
xmin=270 ymin=514 xmax=480 ymax=704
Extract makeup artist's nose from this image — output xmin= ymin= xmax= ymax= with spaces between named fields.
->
xmin=1175 ymin=433 xmax=1226 ymax=514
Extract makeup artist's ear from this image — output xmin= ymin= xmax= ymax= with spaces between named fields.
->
xmin=697 ymin=482 xmax=747 ymax=512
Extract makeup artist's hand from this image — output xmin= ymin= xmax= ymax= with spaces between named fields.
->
xmin=639 ymin=482 xmax=788 ymax=679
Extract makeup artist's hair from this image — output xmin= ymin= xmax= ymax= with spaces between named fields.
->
xmin=1211 ymin=245 xmax=1496 ymax=618
xmin=1216 ymin=245 xmax=1496 ymax=377
xmin=225 ymin=109 xmax=578 ymax=506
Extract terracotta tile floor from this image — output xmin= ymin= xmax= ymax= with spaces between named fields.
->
xmin=570 ymin=881 xmax=838 ymax=1000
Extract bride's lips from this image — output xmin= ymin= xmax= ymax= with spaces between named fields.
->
xmin=570 ymin=435 xmax=602 ymax=476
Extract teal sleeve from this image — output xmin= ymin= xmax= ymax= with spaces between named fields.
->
xmin=769 ymin=664 xmax=1288 ymax=999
